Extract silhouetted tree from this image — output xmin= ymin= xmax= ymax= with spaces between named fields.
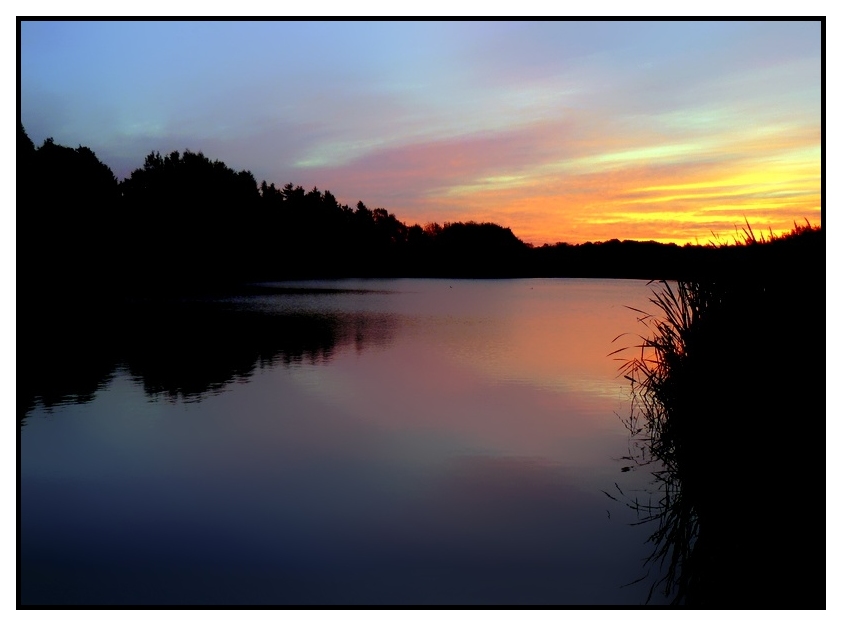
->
xmin=119 ymin=149 xmax=259 ymax=290
xmin=18 ymin=127 xmax=120 ymax=301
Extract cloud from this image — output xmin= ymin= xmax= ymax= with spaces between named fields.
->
xmin=20 ymin=21 xmax=820 ymax=244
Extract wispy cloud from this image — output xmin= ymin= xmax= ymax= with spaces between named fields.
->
xmin=20 ymin=20 xmax=821 ymax=244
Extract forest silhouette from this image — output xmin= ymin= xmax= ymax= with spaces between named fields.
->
xmin=20 ymin=123 xmax=821 ymax=302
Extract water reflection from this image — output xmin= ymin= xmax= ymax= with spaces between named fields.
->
xmin=20 ymin=279 xmax=662 ymax=605
xmin=20 ymin=293 xmax=397 ymax=422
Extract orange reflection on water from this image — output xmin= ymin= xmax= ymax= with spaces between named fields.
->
xmin=278 ymin=279 xmax=656 ymax=469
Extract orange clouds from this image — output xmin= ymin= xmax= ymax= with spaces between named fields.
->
xmin=288 ymin=89 xmax=820 ymax=246
xmin=22 ymin=22 xmax=819 ymax=246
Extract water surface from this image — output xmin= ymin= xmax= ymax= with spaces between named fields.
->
xmin=20 ymin=278 xmax=665 ymax=605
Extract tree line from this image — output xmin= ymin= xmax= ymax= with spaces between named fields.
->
xmin=18 ymin=123 xmax=823 ymax=301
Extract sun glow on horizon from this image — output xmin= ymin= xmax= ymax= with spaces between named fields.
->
xmin=20 ymin=20 xmax=821 ymax=246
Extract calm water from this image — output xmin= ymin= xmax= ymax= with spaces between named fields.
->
xmin=20 ymin=278 xmax=667 ymax=605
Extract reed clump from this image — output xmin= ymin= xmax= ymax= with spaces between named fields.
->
xmin=613 ymin=222 xmax=824 ymax=608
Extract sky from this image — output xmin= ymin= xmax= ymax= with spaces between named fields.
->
xmin=19 ymin=19 xmax=822 ymax=246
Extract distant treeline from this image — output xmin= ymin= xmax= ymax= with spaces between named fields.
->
xmin=18 ymin=124 xmax=823 ymax=300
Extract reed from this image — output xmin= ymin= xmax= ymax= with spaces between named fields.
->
xmin=610 ymin=279 xmax=711 ymax=604
xmin=610 ymin=221 xmax=823 ymax=606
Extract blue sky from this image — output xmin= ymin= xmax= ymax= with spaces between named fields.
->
xmin=19 ymin=19 xmax=822 ymax=244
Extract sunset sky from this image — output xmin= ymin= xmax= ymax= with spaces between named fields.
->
xmin=19 ymin=19 xmax=822 ymax=245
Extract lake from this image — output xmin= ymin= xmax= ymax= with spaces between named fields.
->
xmin=19 ymin=278 xmax=668 ymax=605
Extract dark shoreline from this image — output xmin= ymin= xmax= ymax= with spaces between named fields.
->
xmin=615 ymin=228 xmax=825 ymax=607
